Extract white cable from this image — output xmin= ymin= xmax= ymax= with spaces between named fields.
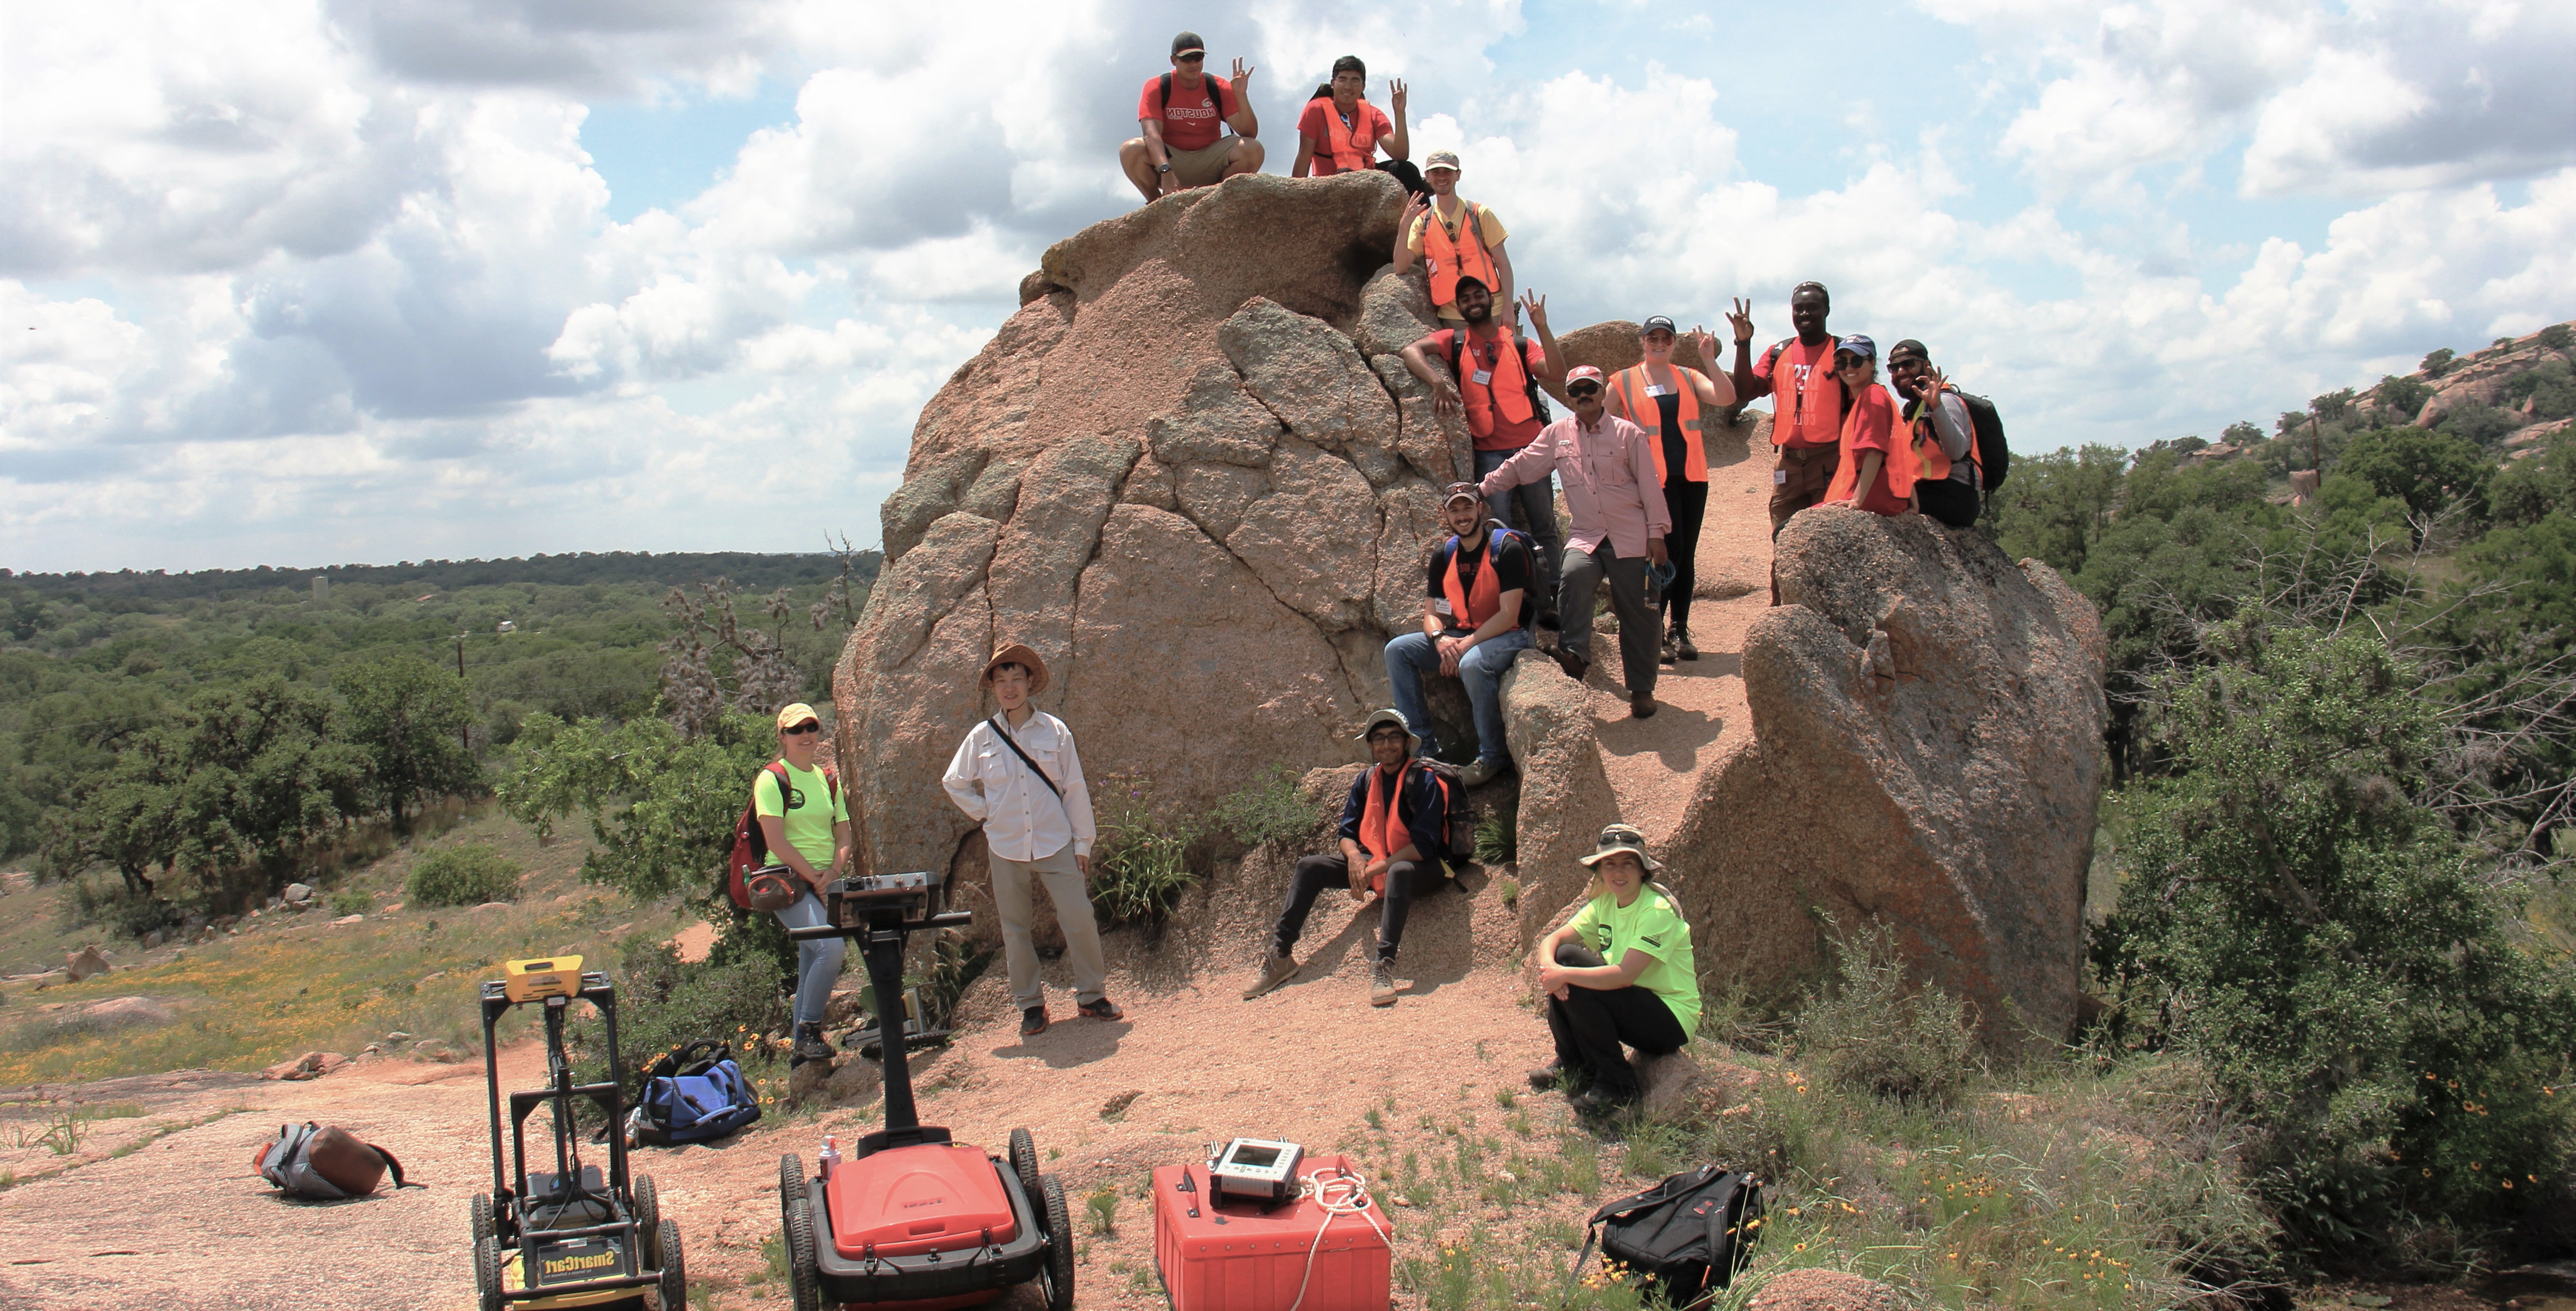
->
xmin=1286 ymin=1165 xmax=1392 ymax=1311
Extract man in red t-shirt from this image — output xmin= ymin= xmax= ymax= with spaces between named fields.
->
xmin=1397 ymin=280 xmax=1566 ymax=622
xmin=1119 ymin=31 xmax=1264 ymax=203
xmin=1726 ymin=282 xmax=1844 ymax=540
xmin=1290 ymin=55 xmax=1422 ymax=198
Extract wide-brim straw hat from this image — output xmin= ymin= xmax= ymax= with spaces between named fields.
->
xmin=981 ymin=642 xmax=1050 ymax=694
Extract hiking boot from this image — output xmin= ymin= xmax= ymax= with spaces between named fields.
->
xmin=1368 ymin=958 xmax=1399 ymax=1007
xmin=1551 ymin=646 xmax=1589 ymax=682
xmin=1572 ymin=1081 xmax=1641 ymax=1115
xmin=1077 ymin=997 xmax=1125 ymax=1021
xmin=1672 ymin=625 xmax=1698 ymax=661
xmin=1630 ymin=693 xmax=1658 ymax=719
xmin=1020 ymin=1006 xmax=1049 ymax=1037
xmin=1526 ymin=1063 xmax=1586 ymax=1091
xmin=1243 ymin=948 xmax=1300 ymax=1000
xmin=1461 ymin=757 xmax=1504 ymax=788
xmin=790 ymin=1022 xmax=835 ymax=1068
xmin=1659 ymin=628 xmax=1677 ymax=664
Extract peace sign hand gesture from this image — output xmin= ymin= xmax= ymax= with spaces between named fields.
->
xmin=1687 ymin=325 xmax=1719 ymax=365
xmin=1230 ymin=58 xmax=1255 ymax=89
xmin=1727 ymin=297 xmax=1757 ymax=345
xmin=1388 ymin=78 xmax=1408 ymax=113
xmin=1519 ymin=290 xmax=1549 ymax=334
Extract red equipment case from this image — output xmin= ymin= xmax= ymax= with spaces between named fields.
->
xmin=826 ymin=1142 xmax=1021 ymax=1259
xmin=1152 ymin=1154 xmax=1393 ymax=1311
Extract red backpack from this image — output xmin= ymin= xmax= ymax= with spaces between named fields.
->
xmin=724 ymin=761 xmax=840 ymax=910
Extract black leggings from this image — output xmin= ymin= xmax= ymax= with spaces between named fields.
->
xmin=1272 ymin=854 xmax=1441 ymax=963
xmin=1656 ymin=477 xmax=1710 ymax=632
xmin=1543 ymin=942 xmax=1686 ymax=1095
xmin=1916 ymin=477 xmax=1980 ymax=528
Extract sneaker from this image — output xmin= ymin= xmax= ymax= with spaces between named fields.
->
xmin=1077 ymin=997 xmax=1125 ymax=1021
xmin=1242 ymin=949 xmax=1300 ymax=1000
xmin=1368 ymin=959 xmax=1399 ymax=1007
xmin=1461 ymin=757 xmax=1504 ymax=788
xmin=1020 ymin=1007 xmax=1049 ymax=1037
xmin=1672 ymin=626 xmax=1698 ymax=661
xmin=1630 ymin=694 xmax=1658 ymax=719
xmin=1551 ymin=646 xmax=1590 ymax=682
xmin=790 ymin=1022 xmax=836 ymax=1068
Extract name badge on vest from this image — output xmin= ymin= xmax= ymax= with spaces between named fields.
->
xmin=1471 ymin=369 xmax=1492 ymax=385
xmin=1645 ymin=384 xmax=1673 ymax=398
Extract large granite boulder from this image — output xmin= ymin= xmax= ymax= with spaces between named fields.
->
xmin=837 ymin=171 xmax=1475 ymax=884
xmin=1661 ymin=507 xmax=2106 ymax=1042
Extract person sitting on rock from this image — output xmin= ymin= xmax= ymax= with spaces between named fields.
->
xmin=1528 ymin=823 xmax=1699 ymax=1114
xmin=1389 ymin=150 xmax=1510 ymax=324
xmin=1397 ymin=281 xmax=1564 ymax=618
xmin=1243 ymin=709 xmax=1451 ymax=1009
xmin=1291 ymin=56 xmax=1422 ymax=197
xmin=1823 ymin=335 xmax=1913 ymax=517
xmin=1606 ymin=315 xmax=1738 ymax=665
xmin=941 ymin=643 xmax=1124 ymax=1038
xmin=1119 ymin=31 xmax=1263 ymax=203
xmin=754 ymin=703 xmax=850 ymax=1069
xmin=1887 ymin=339 xmax=1981 ymax=528
xmin=1479 ymin=361 xmax=1672 ymax=720
xmin=1382 ymin=482 xmax=1536 ymax=787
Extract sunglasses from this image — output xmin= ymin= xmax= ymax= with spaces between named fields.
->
xmin=1566 ymin=382 xmax=1603 ymax=398
xmin=783 ymin=723 xmax=821 ymax=736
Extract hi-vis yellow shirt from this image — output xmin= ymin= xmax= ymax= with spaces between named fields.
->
xmin=1569 ymin=885 xmax=1700 ymax=1034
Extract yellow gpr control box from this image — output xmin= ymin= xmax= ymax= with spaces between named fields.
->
xmin=503 ymin=955 xmax=584 ymax=1003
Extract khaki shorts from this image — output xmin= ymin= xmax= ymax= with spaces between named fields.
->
xmin=1769 ymin=443 xmax=1842 ymax=536
xmin=1165 ymin=137 xmax=1240 ymax=187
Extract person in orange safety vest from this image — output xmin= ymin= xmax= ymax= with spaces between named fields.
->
xmin=1605 ymin=315 xmax=1738 ymax=664
xmin=1244 ymin=708 xmax=1454 ymax=1010
xmin=1291 ymin=56 xmax=1423 ymax=197
xmin=1390 ymin=150 xmax=1512 ymax=323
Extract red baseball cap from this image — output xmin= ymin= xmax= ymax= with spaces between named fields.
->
xmin=1565 ymin=365 xmax=1607 ymax=387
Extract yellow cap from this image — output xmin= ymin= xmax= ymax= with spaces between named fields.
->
xmin=775 ymin=703 xmax=820 ymax=730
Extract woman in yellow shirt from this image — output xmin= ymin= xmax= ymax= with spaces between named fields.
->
xmin=1530 ymin=823 xmax=1701 ymax=1113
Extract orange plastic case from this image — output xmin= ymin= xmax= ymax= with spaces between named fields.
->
xmin=1152 ymin=1154 xmax=1393 ymax=1311
xmin=826 ymin=1143 xmax=1020 ymax=1260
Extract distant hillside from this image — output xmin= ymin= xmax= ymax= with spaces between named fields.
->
xmin=0 ymin=549 xmax=882 ymax=604
xmin=2354 ymin=318 xmax=2576 ymax=458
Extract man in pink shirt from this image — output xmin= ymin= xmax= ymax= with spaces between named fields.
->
xmin=1480 ymin=355 xmax=1673 ymax=719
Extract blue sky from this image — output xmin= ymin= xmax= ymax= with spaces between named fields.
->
xmin=5 ymin=0 xmax=2574 ymax=573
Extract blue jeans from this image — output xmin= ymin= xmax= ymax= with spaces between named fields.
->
xmin=1384 ymin=627 xmax=1533 ymax=766
xmin=770 ymin=890 xmax=846 ymax=1027
xmin=1474 ymin=447 xmax=1564 ymax=616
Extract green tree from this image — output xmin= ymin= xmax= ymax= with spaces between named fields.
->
xmin=1986 ymin=443 xmax=2129 ymax=574
xmin=2373 ymin=374 xmax=2433 ymax=423
xmin=338 ymin=654 xmax=479 ymax=832
xmin=2337 ymin=428 xmax=2492 ymax=527
xmin=2421 ymin=347 xmax=2456 ymax=377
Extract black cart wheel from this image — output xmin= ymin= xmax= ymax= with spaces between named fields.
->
xmin=469 ymin=1191 xmax=495 ymax=1245
xmin=472 ymin=1235 xmax=504 ymax=1311
xmin=1038 ymin=1174 xmax=1074 ymax=1311
xmin=653 ymin=1219 xmax=685 ymax=1311
xmin=1008 ymin=1127 xmax=1041 ymax=1200
xmin=784 ymin=1196 xmax=823 ymax=1311
xmin=778 ymin=1153 xmax=808 ymax=1225
xmin=633 ymin=1174 xmax=662 ymax=1265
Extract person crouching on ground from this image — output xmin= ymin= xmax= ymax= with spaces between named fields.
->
xmin=1119 ymin=31 xmax=1262 ymax=203
xmin=1822 ymin=334 xmax=1914 ymax=516
xmin=1480 ymin=361 xmax=1672 ymax=720
xmin=756 ymin=703 xmax=850 ymax=1068
xmin=1292 ymin=56 xmax=1422 ymax=197
xmin=1529 ymin=824 xmax=1700 ymax=1113
xmin=1383 ymin=483 xmax=1535 ymax=787
xmin=1243 ymin=709 xmax=1450 ymax=1009
xmin=1886 ymin=339 xmax=1982 ymax=528
xmin=941 ymin=643 xmax=1124 ymax=1037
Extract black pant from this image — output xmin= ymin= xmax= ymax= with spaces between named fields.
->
xmin=1543 ymin=942 xmax=1686 ymax=1095
xmin=1916 ymin=477 xmax=1980 ymax=528
xmin=1375 ymin=158 xmax=1428 ymax=199
xmin=1273 ymin=853 xmax=1439 ymax=963
xmin=1656 ymin=477 xmax=1709 ymax=632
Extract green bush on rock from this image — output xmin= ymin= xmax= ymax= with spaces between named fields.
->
xmin=405 ymin=844 xmax=523 ymax=907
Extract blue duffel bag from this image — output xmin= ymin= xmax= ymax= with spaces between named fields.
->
xmin=628 ymin=1040 xmax=761 ymax=1147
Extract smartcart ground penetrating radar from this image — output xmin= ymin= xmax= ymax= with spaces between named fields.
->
xmin=777 ymin=871 xmax=1073 ymax=1311
xmin=470 ymin=956 xmax=686 ymax=1311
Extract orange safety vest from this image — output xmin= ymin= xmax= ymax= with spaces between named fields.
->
xmin=1608 ymin=364 xmax=1708 ymax=483
xmin=1421 ymin=200 xmax=1500 ymax=310
xmin=1315 ymin=95 xmax=1377 ymax=171
xmin=1441 ymin=532 xmax=1509 ymax=630
xmin=1905 ymin=389 xmax=1976 ymax=487
xmin=1452 ymin=325 xmax=1535 ymax=439
xmin=1766 ymin=337 xmax=1842 ymax=447
xmin=1357 ymin=762 xmax=1410 ymax=863
xmin=1826 ymin=382 xmax=1915 ymax=507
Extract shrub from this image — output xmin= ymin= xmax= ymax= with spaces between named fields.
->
xmin=1792 ymin=918 xmax=1978 ymax=1107
xmin=2542 ymin=323 xmax=2574 ymax=353
xmin=2374 ymin=374 xmax=2433 ymax=423
xmin=1208 ymin=764 xmax=1316 ymax=849
xmin=570 ymin=937 xmax=785 ymax=1108
xmin=2421 ymin=347 xmax=2456 ymax=378
xmin=65 ymin=875 xmax=180 ymax=939
xmin=2337 ymin=428 xmax=2492 ymax=525
xmin=327 ymin=888 xmax=370 ymax=916
xmin=1472 ymin=805 xmax=1516 ymax=866
xmin=1089 ymin=776 xmax=1199 ymax=924
xmin=405 ymin=844 xmax=523 ymax=906
xmin=2436 ymin=402 xmax=2522 ymax=448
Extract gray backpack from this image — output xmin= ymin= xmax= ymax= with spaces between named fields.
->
xmin=256 ymin=1122 xmax=412 ymax=1199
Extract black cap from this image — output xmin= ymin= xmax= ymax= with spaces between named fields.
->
xmin=1171 ymin=31 xmax=1206 ymax=56
xmin=1640 ymin=316 xmax=1677 ymax=337
xmin=1888 ymin=339 xmax=1930 ymax=364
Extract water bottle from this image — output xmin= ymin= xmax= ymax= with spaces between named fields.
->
xmin=818 ymin=1135 xmax=841 ymax=1181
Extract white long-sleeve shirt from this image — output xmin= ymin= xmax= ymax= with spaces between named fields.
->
xmin=942 ymin=711 xmax=1097 ymax=862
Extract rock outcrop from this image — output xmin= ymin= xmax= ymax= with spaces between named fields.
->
xmin=837 ymin=171 xmax=1474 ymax=884
xmin=1662 ymin=508 xmax=2106 ymax=1041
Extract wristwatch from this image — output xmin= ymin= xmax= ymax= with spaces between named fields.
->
xmin=1157 ymin=162 xmax=1172 ymax=174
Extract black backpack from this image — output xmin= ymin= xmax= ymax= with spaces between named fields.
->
xmin=1445 ymin=331 xmax=1553 ymax=427
xmin=1955 ymin=391 xmax=2010 ymax=491
xmin=1569 ymin=1165 xmax=1763 ymax=1309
